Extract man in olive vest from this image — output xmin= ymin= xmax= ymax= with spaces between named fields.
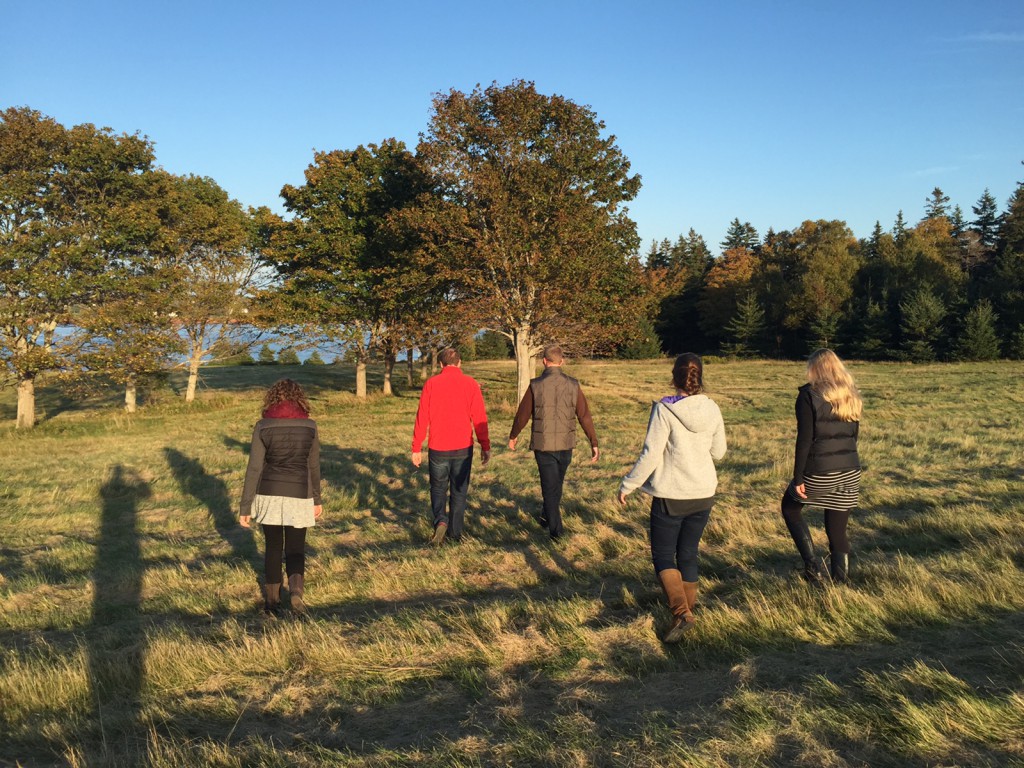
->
xmin=508 ymin=345 xmax=599 ymax=540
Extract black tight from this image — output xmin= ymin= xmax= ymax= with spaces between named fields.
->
xmin=780 ymin=495 xmax=851 ymax=555
xmin=261 ymin=524 xmax=307 ymax=584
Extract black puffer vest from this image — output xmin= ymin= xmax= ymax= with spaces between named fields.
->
xmin=802 ymin=384 xmax=860 ymax=475
xmin=529 ymin=368 xmax=580 ymax=452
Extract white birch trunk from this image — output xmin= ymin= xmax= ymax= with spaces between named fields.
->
xmin=513 ymin=326 xmax=538 ymax=404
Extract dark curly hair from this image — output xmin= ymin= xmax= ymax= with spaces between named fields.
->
xmin=262 ymin=379 xmax=311 ymax=415
xmin=671 ymin=353 xmax=704 ymax=395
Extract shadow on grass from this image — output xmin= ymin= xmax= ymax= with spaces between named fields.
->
xmin=164 ymin=447 xmax=260 ymax=582
xmin=87 ymin=464 xmax=150 ymax=765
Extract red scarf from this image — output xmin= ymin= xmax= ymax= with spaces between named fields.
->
xmin=263 ymin=402 xmax=309 ymax=419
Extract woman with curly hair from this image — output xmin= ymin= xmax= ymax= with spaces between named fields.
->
xmin=240 ymin=379 xmax=322 ymax=616
xmin=618 ymin=354 xmax=727 ymax=642
xmin=782 ymin=349 xmax=862 ymax=585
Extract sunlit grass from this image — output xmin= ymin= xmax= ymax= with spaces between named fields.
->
xmin=1 ymin=359 xmax=1022 ymax=766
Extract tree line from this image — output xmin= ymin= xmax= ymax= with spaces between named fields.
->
xmin=2 ymin=82 xmax=1022 ymax=429
xmin=648 ymin=184 xmax=1024 ymax=363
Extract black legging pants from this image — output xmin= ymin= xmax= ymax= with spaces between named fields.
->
xmin=780 ymin=495 xmax=851 ymax=555
xmin=261 ymin=524 xmax=306 ymax=584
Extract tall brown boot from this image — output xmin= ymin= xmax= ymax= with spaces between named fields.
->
xmin=657 ymin=568 xmax=694 ymax=643
xmin=264 ymin=583 xmax=281 ymax=618
xmin=288 ymin=573 xmax=306 ymax=616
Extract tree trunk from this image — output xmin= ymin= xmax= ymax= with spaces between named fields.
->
xmin=355 ymin=359 xmax=367 ymax=399
xmin=430 ymin=348 xmax=438 ymax=375
xmin=382 ymin=352 xmax=395 ymax=395
xmin=16 ymin=375 xmax=35 ymax=429
xmin=513 ymin=326 xmax=537 ymax=404
xmin=185 ymin=351 xmax=203 ymax=403
xmin=406 ymin=348 xmax=415 ymax=387
xmin=125 ymin=378 xmax=137 ymax=413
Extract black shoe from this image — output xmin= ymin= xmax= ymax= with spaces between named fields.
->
xmin=537 ymin=515 xmax=549 ymax=530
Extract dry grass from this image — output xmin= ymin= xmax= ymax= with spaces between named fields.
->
xmin=1 ymin=359 xmax=1022 ymax=767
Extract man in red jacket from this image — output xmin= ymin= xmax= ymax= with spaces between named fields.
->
xmin=411 ymin=348 xmax=491 ymax=545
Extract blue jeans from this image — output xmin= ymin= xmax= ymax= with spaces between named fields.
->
xmin=535 ymin=449 xmax=573 ymax=538
xmin=649 ymin=497 xmax=711 ymax=581
xmin=428 ymin=453 xmax=473 ymax=538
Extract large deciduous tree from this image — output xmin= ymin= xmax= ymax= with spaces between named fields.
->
xmin=416 ymin=80 xmax=642 ymax=400
xmin=0 ymin=107 xmax=155 ymax=426
xmin=273 ymin=139 xmax=432 ymax=398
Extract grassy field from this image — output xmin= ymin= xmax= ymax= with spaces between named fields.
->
xmin=1 ymin=358 xmax=1022 ymax=767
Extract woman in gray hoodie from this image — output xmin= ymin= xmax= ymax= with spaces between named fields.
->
xmin=618 ymin=354 xmax=727 ymax=642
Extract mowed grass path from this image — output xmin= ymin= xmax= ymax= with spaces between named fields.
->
xmin=1 ymin=360 xmax=1022 ymax=767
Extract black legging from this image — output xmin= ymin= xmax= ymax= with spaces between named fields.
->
xmin=261 ymin=524 xmax=306 ymax=584
xmin=781 ymin=495 xmax=851 ymax=555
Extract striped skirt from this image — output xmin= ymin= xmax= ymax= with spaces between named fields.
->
xmin=788 ymin=468 xmax=861 ymax=511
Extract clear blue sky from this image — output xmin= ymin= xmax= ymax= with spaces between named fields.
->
xmin=4 ymin=1 xmax=1022 ymax=253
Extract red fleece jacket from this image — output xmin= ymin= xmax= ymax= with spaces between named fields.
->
xmin=411 ymin=366 xmax=490 ymax=452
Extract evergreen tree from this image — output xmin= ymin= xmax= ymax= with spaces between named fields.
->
xmin=258 ymin=344 xmax=277 ymax=364
xmin=893 ymin=210 xmax=908 ymax=244
xmin=617 ymin=315 xmax=664 ymax=359
xmin=923 ymin=187 xmax=951 ymax=222
xmin=277 ymin=348 xmax=300 ymax=365
xmin=950 ymin=205 xmax=966 ymax=236
xmin=953 ymin=299 xmax=1000 ymax=361
xmin=1006 ymin=325 xmax=1024 ymax=360
xmin=720 ymin=218 xmax=760 ymax=253
xmin=305 ymin=350 xmax=326 ymax=365
xmin=971 ymin=188 xmax=1000 ymax=249
xmin=722 ymin=291 xmax=765 ymax=357
xmin=475 ymin=330 xmax=512 ymax=359
xmin=851 ymin=298 xmax=893 ymax=360
xmin=899 ymin=287 xmax=946 ymax=362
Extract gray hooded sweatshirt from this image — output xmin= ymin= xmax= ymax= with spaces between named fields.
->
xmin=619 ymin=394 xmax=727 ymax=500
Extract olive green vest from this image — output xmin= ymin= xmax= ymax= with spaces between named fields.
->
xmin=529 ymin=367 xmax=580 ymax=451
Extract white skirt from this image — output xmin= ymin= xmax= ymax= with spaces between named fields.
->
xmin=252 ymin=494 xmax=316 ymax=528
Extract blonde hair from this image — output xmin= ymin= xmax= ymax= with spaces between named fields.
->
xmin=806 ymin=349 xmax=862 ymax=422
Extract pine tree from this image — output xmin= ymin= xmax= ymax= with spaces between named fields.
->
xmin=720 ymin=218 xmax=760 ymax=253
xmin=893 ymin=210 xmax=908 ymax=243
xmin=305 ymin=350 xmax=326 ymax=365
xmin=953 ymin=300 xmax=1000 ymax=360
xmin=900 ymin=287 xmax=946 ymax=362
xmin=258 ymin=344 xmax=277 ymax=365
xmin=923 ymin=187 xmax=951 ymax=222
xmin=722 ymin=291 xmax=765 ymax=357
xmin=971 ymin=188 xmax=1000 ymax=249
xmin=277 ymin=348 xmax=300 ymax=365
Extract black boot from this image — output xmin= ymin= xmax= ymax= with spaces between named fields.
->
xmin=784 ymin=515 xmax=825 ymax=586
xmin=830 ymin=552 xmax=849 ymax=585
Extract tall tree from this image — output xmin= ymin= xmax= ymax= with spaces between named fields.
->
xmin=0 ymin=107 xmax=155 ymax=426
xmin=971 ymin=189 xmax=1000 ymax=249
xmin=697 ymin=247 xmax=759 ymax=347
xmin=653 ymin=229 xmax=714 ymax=353
xmin=160 ymin=174 xmax=263 ymax=402
xmin=416 ymin=80 xmax=642 ymax=401
xmin=900 ymin=286 xmax=946 ymax=362
xmin=720 ymin=218 xmax=760 ymax=253
xmin=273 ymin=139 xmax=433 ymax=398
xmin=923 ymin=187 xmax=951 ymax=222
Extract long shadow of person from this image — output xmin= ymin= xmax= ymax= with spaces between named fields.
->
xmin=89 ymin=464 xmax=150 ymax=762
xmin=163 ymin=448 xmax=260 ymax=583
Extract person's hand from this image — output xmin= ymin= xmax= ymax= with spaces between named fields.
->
xmin=239 ymin=515 xmax=251 ymax=528
xmin=508 ymin=437 xmax=517 ymax=451
xmin=412 ymin=451 xmax=422 ymax=467
xmin=591 ymin=445 xmax=600 ymax=463
xmin=794 ymin=483 xmax=807 ymax=499
xmin=481 ymin=448 xmax=491 ymax=466
xmin=617 ymin=489 xmax=628 ymax=505
xmin=314 ymin=504 xmax=323 ymax=519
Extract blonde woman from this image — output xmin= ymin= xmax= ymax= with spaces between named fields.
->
xmin=781 ymin=349 xmax=862 ymax=585
xmin=240 ymin=379 xmax=322 ymax=616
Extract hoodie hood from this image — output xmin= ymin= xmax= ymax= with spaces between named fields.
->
xmin=659 ymin=394 xmax=720 ymax=433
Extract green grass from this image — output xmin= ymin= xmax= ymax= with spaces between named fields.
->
xmin=1 ymin=359 xmax=1022 ymax=767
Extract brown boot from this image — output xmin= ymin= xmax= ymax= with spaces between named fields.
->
xmin=264 ymin=583 xmax=281 ymax=618
xmin=288 ymin=573 xmax=306 ymax=616
xmin=658 ymin=569 xmax=694 ymax=643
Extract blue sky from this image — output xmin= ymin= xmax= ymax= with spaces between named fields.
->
xmin=3 ymin=1 xmax=1022 ymax=253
